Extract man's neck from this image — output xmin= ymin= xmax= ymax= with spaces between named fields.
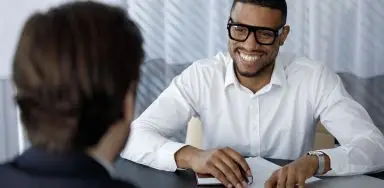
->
xmin=87 ymin=148 xmax=115 ymax=175
xmin=236 ymin=63 xmax=275 ymax=93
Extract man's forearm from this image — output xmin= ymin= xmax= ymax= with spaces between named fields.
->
xmin=174 ymin=145 xmax=202 ymax=169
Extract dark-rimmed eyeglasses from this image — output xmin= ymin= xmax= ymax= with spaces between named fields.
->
xmin=227 ymin=18 xmax=283 ymax=45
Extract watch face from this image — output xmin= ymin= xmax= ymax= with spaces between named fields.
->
xmin=308 ymin=151 xmax=316 ymax=155
xmin=308 ymin=151 xmax=324 ymax=156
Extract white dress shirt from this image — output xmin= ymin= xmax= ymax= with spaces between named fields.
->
xmin=121 ymin=52 xmax=384 ymax=176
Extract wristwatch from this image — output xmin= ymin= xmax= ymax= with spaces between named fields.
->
xmin=306 ymin=151 xmax=325 ymax=175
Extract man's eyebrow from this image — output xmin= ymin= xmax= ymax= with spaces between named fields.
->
xmin=231 ymin=22 xmax=282 ymax=31
xmin=229 ymin=17 xmax=282 ymax=29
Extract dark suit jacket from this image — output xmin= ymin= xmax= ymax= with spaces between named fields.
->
xmin=0 ymin=147 xmax=138 ymax=188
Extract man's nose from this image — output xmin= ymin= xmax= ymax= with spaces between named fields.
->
xmin=243 ymin=32 xmax=261 ymax=50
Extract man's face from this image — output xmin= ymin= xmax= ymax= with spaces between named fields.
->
xmin=228 ymin=3 xmax=289 ymax=77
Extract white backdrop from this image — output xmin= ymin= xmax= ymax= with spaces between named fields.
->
xmin=0 ymin=0 xmax=126 ymax=78
xmin=2 ymin=0 xmax=382 ymax=77
xmin=127 ymin=0 xmax=233 ymax=64
xmin=127 ymin=0 xmax=384 ymax=78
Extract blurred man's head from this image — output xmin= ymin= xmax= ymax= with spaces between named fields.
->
xmin=228 ymin=0 xmax=290 ymax=78
xmin=12 ymin=1 xmax=144 ymax=154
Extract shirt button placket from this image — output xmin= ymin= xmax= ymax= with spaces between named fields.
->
xmin=256 ymin=97 xmax=261 ymax=156
xmin=250 ymin=96 xmax=260 ymax=156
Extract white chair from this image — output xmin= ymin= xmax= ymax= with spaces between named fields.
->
xmin=185 ymin=117 xmax=203 ymax=149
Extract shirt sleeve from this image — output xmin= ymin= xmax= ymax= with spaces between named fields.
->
xmin=120 ymin=63 xmax=202 ymax=172
xmin=312 ymin=64 xmax=384 ymax=176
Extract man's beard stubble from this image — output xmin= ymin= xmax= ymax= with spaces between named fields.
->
xmin=234 ymin=60 xmax=275 ymax=78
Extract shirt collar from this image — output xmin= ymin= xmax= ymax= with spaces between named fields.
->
xmin=224 ymin=60 xmax=240 ymax=88
xmin=224 ymin=53 xmax=287 ymax=88
xmin=270 ymin=57 xmax=287 ymax=87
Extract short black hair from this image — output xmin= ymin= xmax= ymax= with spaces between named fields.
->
xmin=231 ymin=0 xmax=287 ymax=25
xmin=13 ymin=1 xmax=144 ymax=152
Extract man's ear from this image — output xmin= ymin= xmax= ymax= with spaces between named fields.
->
xmin=279 ymin=25 xmax=290 ymax=46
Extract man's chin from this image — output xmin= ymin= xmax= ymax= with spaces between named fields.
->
xmin=234 ymin=63 xmax=260 ymax=77
xmin=237 ymin=70 xmax=260 ymax=78
xmin=235 ymin=60 xmax=275 ymax=78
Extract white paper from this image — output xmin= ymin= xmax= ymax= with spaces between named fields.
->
xmin=245 ymin=157 xmax=321 ymax=188
xmin=196 ymin=157 xmax=321 ymax=187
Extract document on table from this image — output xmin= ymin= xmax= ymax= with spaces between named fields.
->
xmin=196 ymin=157 xmax=321 ymax=187
xmin=245 ymin=157 xmax=320 ymax=187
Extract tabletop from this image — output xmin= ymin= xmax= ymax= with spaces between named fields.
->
xmin=114 ymin=157 xmax=384 ymax=188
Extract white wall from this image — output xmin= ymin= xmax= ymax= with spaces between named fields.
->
xmin=0 ymin=0 xmax=125 ymax=78
xmin=0 ymin=0 xmax=68 ymax=78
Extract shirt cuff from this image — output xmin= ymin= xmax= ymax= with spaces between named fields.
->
xmin=317 ymin=147 xmax=348 ymax=176
xmin=156 ymin=141 xmax=187 ymax=172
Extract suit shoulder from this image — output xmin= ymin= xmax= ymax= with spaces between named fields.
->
xmin=0 ymin=163 xmax=139 ymax=188
xmin=103 ymin=179 xmax=140 ymax=188
xmin=0 ymin=162 xmax=15 ymax=176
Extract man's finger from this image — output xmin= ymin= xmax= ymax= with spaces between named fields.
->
xmin=264 ymin=172 xmax=278 ymax=188
xmin=297 ymin=174 xmax=306 ymax=188
xmin=211 ymin=156 xmax=243 ymax=188
xmin=223 ymin=147 xmax=251 ymax=175
xmin=219 ymin=152 xmax=245 ymax=184
xmin=209 ymin=164 xmax=232 ymax=188
xmin=277 ymin=168 xmax=287 ymax=188
xmin=285 ymin=167 xmax=296 ymax=188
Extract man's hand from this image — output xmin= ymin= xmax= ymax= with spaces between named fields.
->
xmin=175 ymin=146 xmax=252 ymax=188
xmin=264 ymin=155 xmax=319 ymax=188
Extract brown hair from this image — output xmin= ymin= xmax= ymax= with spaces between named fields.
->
xmin=12 ymin=1 xmax=144 ymax=152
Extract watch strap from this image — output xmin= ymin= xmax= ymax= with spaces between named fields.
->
xmin=307 ymin=151 xmax=325 ymax=175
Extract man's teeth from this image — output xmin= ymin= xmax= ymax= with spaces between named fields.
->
xmin=240 ymin=53 xmax=260 ymax=62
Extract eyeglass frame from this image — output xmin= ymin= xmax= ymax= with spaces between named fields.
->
xmin=226 ymin=17 xmax=284 ymax=45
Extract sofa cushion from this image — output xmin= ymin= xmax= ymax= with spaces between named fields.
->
xmin=338 ymin=73 xmax=384 ymax=133
xmin=134 ymin=59 xmax=191 ymax=143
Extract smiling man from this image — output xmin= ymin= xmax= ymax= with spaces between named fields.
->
xmin=122 ymin=0 xmax=384 ymax=188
